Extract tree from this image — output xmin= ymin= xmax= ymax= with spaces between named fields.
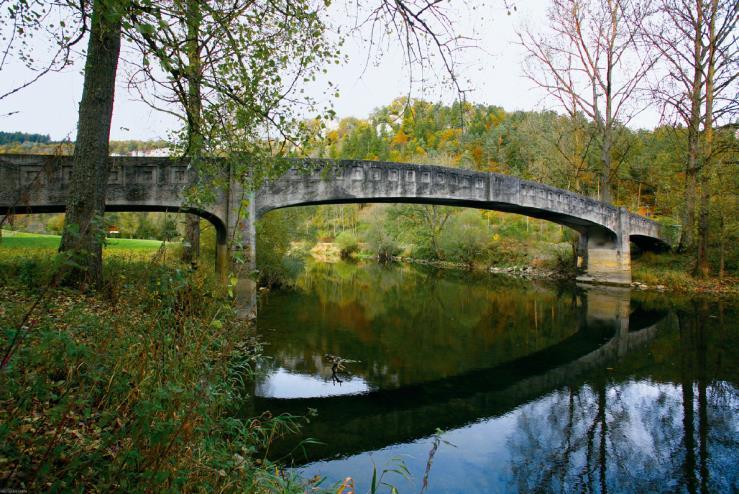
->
xmin=519 ymin=0 xmax=653 ymax=203
xmin=364 ymin=208 xmax=402 ymax=262
xmin=58 ymin=0 xmax=124 ymax=289
xmin=641 ymin=0 xmax=738 ymax=257
xmin=126 ymin=0 xmax=339 ymax=265
xmin=388 ymin=204 xmax=452 ymax=259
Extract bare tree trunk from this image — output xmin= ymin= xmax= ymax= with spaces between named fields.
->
xmin=677 ymin=2 xmax=704 ymax=253
xmin=600 ymin=127 xmax=613 ymax=203
xmin=59 ymin=0 xmax=122 ymax=289
xmin=518 ymin=0 xmax=650 ymax=206
xmin=695 ymin=0 xmax=718 ymax=277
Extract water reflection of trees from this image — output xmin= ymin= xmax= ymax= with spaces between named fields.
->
xmin=507 ymin=302 xmax=738 ymax=493
xmin=259 ymin=261 xmax=581 ymax=388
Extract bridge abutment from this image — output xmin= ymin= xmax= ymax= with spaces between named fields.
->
xmin=576 ymin=208 xmax=632 ymax=286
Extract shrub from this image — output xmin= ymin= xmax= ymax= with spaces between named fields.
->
xmin=0 ymin=250 xmax=308 ymax=492
xmin=335 ymin=230 xmax=360 ymax=259
xmin=363 ymin=221 xmax=401 ymax=263
xmin=46 ymin=214 xmax=66 ymax=235
xmin=439 ymin=210 xmax=490 ymax=267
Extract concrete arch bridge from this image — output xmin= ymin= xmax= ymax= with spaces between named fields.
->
xmin=0 ymin=154 xmax=671 ymax=285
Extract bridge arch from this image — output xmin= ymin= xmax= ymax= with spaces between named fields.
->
xmin=257 ymin=195 xmax=619 ymax=243
xmin=5 ymin=204 xmax=226 ymax=239
xmin=629 ymin=234 xmax=671 ymax=252
xmin=1 ymin=202 xmax=230 ymax=270
xmin=248 ymin=160 xmax=669 ymax=284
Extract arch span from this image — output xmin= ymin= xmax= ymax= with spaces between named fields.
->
xmin=0 ymin=154 xmax=231 ymax=273
xmin=251 ymin=160 xmax=670 ymax=284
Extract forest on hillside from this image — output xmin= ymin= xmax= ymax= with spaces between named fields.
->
xmin=0 ymin=138 xmax=168 ymax=155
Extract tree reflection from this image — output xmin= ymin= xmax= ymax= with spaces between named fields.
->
xmin=258 ymin=260 xmax=581 ymax=389
xmin=507 ymin=301 xmax=738 ymax=493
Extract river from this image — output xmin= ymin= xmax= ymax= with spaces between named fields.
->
xmin=250 ymin=259 xmax=737 ymax=493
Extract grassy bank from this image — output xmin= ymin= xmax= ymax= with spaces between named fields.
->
xmin=632 ymin=252 xmax=738 ymax=294
xmin=1 ymin=229 xmax=175 ymax=251
xmin=0 ymin=242 xmax=314 ymax=492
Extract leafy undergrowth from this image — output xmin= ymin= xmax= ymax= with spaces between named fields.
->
xmin=632 ymin=252 xmax=738 ymax=294
xmin=0 ymin=248 xmax=315 ymax=493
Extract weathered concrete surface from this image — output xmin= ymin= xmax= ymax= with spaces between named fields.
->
xmin=0 ymin=154 xmax=669 ymax=285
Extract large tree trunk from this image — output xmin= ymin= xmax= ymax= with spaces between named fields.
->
xmin=599 ymin=4 xmax=616 ymax=205
xmin=181 ymin=0 xmax=203 ymax=266
xmin=59 ymin=0 xmax=122 ymax=289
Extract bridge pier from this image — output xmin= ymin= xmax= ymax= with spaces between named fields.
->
xmin=576 ymin=208 xmax=632 ymax=286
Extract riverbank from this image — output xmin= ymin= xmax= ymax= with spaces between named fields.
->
xmin=302 ymin=241 xmax=737 ymax=296
xmin=0 ymin=245 xmax=314 ymax=492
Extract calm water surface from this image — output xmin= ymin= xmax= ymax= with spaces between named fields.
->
xmin=252 ymin=260 xmax=738 ymax=493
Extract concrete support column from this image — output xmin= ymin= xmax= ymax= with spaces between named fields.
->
xmin=576 ymin=208 xmax=632 ymax=285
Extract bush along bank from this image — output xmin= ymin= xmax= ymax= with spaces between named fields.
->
xmin=0 ymin=248 xmax=318 ymax=493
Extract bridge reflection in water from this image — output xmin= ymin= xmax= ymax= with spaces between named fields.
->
xmin=247 ymin=264 xmax=669 ymax=464
xmin=243 ymin=262 xmax=737 ymax=493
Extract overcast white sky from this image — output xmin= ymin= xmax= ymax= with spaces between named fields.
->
xmin=0 ymin=1 xmax=660 ymax=142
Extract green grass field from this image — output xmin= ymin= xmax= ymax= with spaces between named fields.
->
xmin=0 ymin=230 xmax=171 ymax=250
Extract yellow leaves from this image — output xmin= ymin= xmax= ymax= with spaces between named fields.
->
xmin=326 ymin=129 xmax=339 ymax=144
xmin=391 ymin=130 xmax=409 ymax=146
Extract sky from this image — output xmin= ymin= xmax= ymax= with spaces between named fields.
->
xmin=0 ymin=1 xmax=660 ymax=142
